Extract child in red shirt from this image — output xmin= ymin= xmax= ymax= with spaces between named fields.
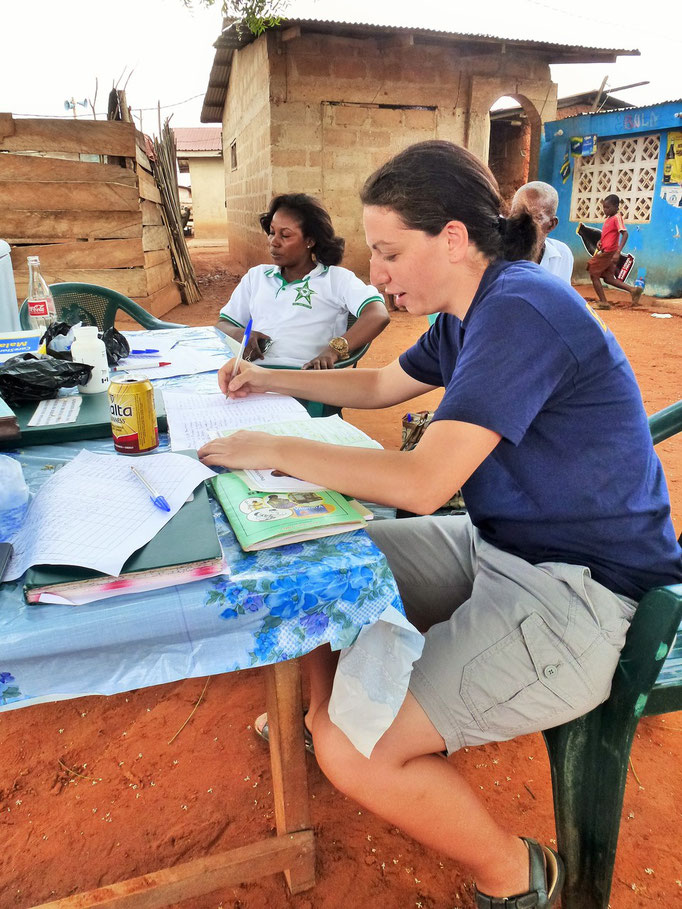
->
xmin=587 ymin=194 xmax=643 ymax=306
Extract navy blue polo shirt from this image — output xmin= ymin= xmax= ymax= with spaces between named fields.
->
xmin=399 ymin=259 xmax=682 ymax=600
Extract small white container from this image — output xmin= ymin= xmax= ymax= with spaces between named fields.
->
xmin=71 ymin=326 xmax=110 ymax=394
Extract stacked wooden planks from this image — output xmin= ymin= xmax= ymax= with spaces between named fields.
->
xmin=0 ymin=113 xmax=184 ymax=318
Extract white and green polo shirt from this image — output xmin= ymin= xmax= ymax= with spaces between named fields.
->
xmin=219 ymin=263 xmax=385 ymax=367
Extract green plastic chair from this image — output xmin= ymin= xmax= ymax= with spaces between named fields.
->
xmin=543 ymin=398 xmax=682 ymax=909
xmin=20 ymin=282 xmax=187 ymax=332
xmin=262 ymin=313 xmax=371 ymax=418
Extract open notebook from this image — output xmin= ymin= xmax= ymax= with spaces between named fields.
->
xmin=23 ymin=466 xmax=224 ymax=605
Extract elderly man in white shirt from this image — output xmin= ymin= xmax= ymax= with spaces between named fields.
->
xmin=511 ymin=181 xmax=574 ymax=284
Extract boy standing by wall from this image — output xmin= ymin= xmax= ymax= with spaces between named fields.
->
xmin=587 ymin=194 xmax=643 ymax=307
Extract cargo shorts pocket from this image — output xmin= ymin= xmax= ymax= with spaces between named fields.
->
xmin=460 ymin=612 xmax=595 ymax=737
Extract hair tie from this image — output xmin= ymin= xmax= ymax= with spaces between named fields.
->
xmin=497 ymin=214 xmax=507 ymax=234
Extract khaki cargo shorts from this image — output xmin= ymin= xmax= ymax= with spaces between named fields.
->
xmin=367 ymin=515 xmax=636 ymax=754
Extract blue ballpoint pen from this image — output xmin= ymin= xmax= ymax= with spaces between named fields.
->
xmin=130 ymin=466 xmax=171 ymax=512
xmin=129 ymin=348 xmax=160 ymax=355
xmin=227 ymin=318 xmax=252 ymax=396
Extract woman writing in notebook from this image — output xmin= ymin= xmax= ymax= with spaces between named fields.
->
xmin=199 ymin=141 xmax=682 ymax=909
xmin=215 ymin=192 xmax=390 ymax=368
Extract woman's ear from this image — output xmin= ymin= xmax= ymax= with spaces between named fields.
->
xmin=443 ymin=220 xmax=469 ymax=263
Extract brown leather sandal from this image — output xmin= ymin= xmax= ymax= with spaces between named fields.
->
xmin=474 ymin=837 xmax=565 ymax=908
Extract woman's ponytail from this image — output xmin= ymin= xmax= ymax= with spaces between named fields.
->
xmin=498 ymin=210 xmax=537 ymax=262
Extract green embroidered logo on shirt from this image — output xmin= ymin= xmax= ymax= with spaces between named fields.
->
xmin=292 ymin=277 xmax=315 ymax=308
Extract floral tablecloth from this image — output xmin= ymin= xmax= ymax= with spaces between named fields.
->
xmin=0 ymin=328 xmax=423 ymax=756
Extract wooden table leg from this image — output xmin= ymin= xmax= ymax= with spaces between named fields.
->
xmin=264 ymin=658 xmax=316 ymax=893
xmin=27 ymin=662 xmax=316 ymax=907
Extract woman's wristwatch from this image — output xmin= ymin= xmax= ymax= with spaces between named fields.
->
xmin=328 ymin=337 xmax=350 ymax=359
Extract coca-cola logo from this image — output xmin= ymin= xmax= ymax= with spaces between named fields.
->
xmin=28 ymin=300 xmax=49 ymax=316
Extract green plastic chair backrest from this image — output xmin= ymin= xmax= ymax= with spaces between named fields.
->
xmin=19 ymin=283 xmax=186 ymax=332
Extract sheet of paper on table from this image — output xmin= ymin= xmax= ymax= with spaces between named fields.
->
xmin=114 ymin=345 xmax=227 ymax=381
xmin=4 ymin=450 xmax=215 ymax=581
xmin=28 ymin=396 xmax=83 ymax=426
xmin=162 ymin=389 xmax=310 ymax=451
xmin=219 ymin=415 xmax=382 ymax=492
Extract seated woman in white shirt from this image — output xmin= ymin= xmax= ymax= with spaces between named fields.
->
xmin=215 ymin=193 xmax=390 ymax=369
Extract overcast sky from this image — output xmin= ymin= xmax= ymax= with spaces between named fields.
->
xmin=1 ymin=0 xmax=679 ymax=133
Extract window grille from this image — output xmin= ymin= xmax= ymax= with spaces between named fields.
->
xmin=570 ymin=135 xmax=660 ymax=223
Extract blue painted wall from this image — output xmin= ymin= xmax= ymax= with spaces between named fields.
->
xmin=539 ymin=101 xmax=682 ymax=297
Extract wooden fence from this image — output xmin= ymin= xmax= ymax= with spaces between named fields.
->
xmin=0 ymin=113 xmax=183 ymax=317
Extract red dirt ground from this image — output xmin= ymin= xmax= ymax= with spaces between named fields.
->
xmin=1 ymin=248 xmax=680 ymax=909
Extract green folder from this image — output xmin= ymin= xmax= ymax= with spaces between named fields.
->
xmin=22 ymin=473 xmax=222 ymax=603
xmin=0 ymin=387 xmax=167 ymax=449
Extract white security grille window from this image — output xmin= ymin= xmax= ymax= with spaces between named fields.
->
xmin=570 ymin=135 xmax=660 ymax=223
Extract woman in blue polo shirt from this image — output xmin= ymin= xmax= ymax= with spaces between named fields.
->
xmin=200 ymin=141 xmax=682 ymax=909
xmin=216 ymin=193 xmax=390 ymax=368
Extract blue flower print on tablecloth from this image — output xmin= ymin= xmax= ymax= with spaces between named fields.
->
xmin=1 ymin=671 xmax=22 ymax=705
xmin=203 ymin=527 xmax=402 ymax=670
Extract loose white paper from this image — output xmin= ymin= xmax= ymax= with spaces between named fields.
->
xmin=5 ymin=450 xmax=215 ymax=581
xmin=28 ymin=396 xmax=83 ymax=426
xmin=163 ymin=390 xmax=310 ymax=451
xmin=114 ymin=346 xmax=227 ymax=381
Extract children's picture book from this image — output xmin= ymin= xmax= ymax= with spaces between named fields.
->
xmin=212 ymin=472 xmax=368 ymax=551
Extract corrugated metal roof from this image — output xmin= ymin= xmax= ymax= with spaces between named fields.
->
xmin=280 ymin=16 xmax=637 ymax=54
xmin=201 ymin=17 xmax=637 ymax=123
xmin=561 ymin=97 xmax=682 ymax=116
xmin=173 ymin=127 xmax=222 ymax=152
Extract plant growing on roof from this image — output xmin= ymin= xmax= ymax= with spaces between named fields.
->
xmin=182 ymin=0 xmax=289 ymax=36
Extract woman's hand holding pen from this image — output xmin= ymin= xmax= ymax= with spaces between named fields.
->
xmin=217 ymin=360 xmax=267 ymax=398
xmin=198 ymin=430 xmax=279 ymax=470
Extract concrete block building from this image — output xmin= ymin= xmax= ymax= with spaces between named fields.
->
xmin=201 ymin=16 xmax=633 ymax=278
xmin=174 ymin=127 xmax=227 ymax=241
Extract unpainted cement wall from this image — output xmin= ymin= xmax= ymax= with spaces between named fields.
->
xmin=222 ymin=30 xmax=557 ymax=278
xmin=222 ymin=38 xmax=272 ymax=268
xmin=189 ymin=157 xmax=228 ymax=241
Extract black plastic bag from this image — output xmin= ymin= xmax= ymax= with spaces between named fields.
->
xmin=0 ymin=354 xmax=91 ymax=407
xmin=38 ymin=324 xmax=129 ymax=366
xmin=41 ymin=321 xmax=73 ymax=349
xmin=101 ymin=327 xmax=130 ymax=365
xmin=42 ymin=322 xmax=75 ymax=360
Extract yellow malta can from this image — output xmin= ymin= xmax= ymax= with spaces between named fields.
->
xmin=108 ymin=375 xmax=159 ymax=454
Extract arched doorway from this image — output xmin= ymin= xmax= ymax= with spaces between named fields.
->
xmin=488 ymin=94 xmax=545 ymax=207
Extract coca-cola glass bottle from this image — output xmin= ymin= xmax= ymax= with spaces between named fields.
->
xmin=26 ymin=256 xmax=57 ymax=330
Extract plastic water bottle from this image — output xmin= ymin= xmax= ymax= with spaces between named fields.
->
xmin=0 ymin=454 xmax=29 ymax=541
xmin=70 ymin=326 xmax=110 ymax=394
xmin=634 ymin=268 xmax=646 ymax=290
xmin=26 ymin=256 xmax=57 ymax=330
